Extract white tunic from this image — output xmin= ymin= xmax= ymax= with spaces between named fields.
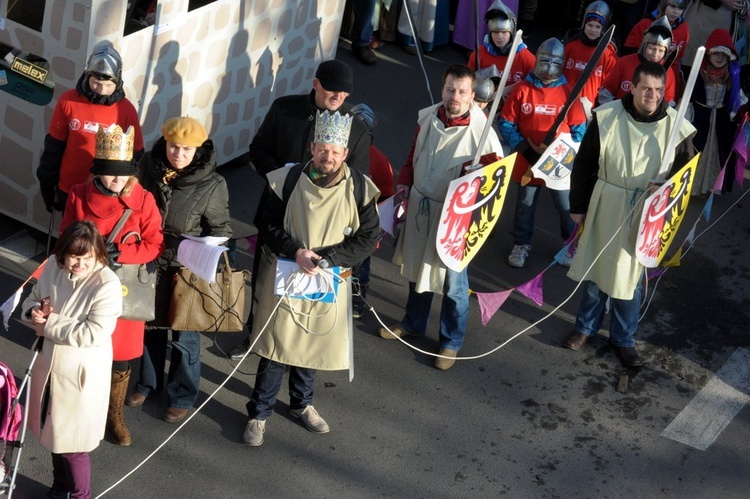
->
xmin=394 ymin=103 xmax=502 ymax=293
xmin=568 ymin=101 xmax=695 ymax=299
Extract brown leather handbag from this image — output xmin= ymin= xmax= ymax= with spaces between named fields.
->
xmin=168 ymin=251 xmax=249 ymax=332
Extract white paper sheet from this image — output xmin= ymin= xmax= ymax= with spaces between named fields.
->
xmin=176 ymin=236 xmax=229 ymax=283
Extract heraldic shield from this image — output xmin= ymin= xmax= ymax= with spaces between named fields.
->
xmin=436 ymin=155 xmax=515 ymax=272
xmin=636 ymin=154 xmax=700 ymax=268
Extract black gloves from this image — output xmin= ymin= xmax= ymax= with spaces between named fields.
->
xmin=40 ymin=183 xmax=62 ymax=213
xmin=106 ymin=243 xmax=122 ymax=270
xmin=515 ymin=140 xmax=542 ymax=166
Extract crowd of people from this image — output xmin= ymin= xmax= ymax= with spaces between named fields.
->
xmin=21 ymin=0 xmax=750 ymax=496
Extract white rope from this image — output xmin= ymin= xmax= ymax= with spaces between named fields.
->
xmin=95 ymin=274 xmax=301 ymax=498
xmin=640 ymin=185 xmax=750 ymax=319
xmin=374 ymin=193 xmax=651 ymax=361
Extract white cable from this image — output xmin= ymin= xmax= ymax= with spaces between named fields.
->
xmin=640 ymin=186 xmax=750 ymax=319
xmin=95 ymin=275 xmax=299 ymax=498
xmin=375 ymin=194 xmax=650 ymax=361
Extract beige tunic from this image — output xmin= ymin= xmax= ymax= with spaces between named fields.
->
xmin=252 ymin=164 xmax=379 ymax=370
xmin=568 ymin=101 xmax=695 ymax=299
xmin=22 ymin=256 xmax=121 ymax=453
xmin=394 ymin=103 xmax=502 ymax=293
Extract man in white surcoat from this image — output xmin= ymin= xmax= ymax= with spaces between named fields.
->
xmin=242 ymin=111 xmax=380 ymax=446
xmin=379 ymin=64 xmax=502 ymax=370
xmin=564 ymin=61 xmax=695 ymax=367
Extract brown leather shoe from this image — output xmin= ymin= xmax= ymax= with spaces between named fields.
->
xmin=612 ymin=345 xmax=644 ymax=367
xmin=562 ymin=331 xmax=589 ymax=350
xmin=434 ymin=348 xmax=458 ymax=370
xmin=125 ymin=392 xmax=147 ymax=407
xmin=378 ymin=322 xmax=418 ymax=340
xmin=163 ymin=407 xmax=189 ymax=423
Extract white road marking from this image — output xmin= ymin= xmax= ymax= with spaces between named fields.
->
xmin=0 ymin=230 xmax=45 ymax=264
xmin=661 ymin=347 xmax=750 ymax=451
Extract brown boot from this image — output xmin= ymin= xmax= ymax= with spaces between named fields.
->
xmin=107 ymin=367 xmax=132 ymax=446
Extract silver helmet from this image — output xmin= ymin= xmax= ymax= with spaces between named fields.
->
xmin=581 ymin=1 xmax=611 ymax=29
xmin=485 ymin=0 xmax=516 ymax=36
xmin=474 ymin=77 xmax=496 ymax=103
xmin=350 ymin=103 xmax=377 ymax=139
xmin=85 ymin=44 xmax=122 ymax=83
xmin=639 ymin=16 xmax=673 ymax=61
xmin=658 ymin=0 xmax=688 ymax=12
xmin=534 ymin=38 xmax=565 ymax=82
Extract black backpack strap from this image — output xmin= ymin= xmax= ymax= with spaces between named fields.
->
xmin=349 ymin=167 xmax=366 ymax=209
xmin=281 ymin=163 xmax=306 ymax=203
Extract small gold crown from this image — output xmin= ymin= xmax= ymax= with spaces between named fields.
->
xmin=314 ymin=111 xmax=352 ymax=148
xmin=95 ymin=124 xmax=134 ymax=161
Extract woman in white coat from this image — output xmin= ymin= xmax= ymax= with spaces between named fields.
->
xmin=22 ymin=220 xmax=122 ymax=499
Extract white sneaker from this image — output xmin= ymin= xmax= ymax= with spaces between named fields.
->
xmin=289 ymin=405 xmax=330 ymax=434
xmin=508 ymin=244 xmax=531 ymax=268
xmin=243 ymin=418 xmax=265 ymax=446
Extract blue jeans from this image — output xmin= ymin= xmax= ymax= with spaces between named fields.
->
xmin=512 ymin=184 xmax=574 ymax=245
xmin=356 ymin=255 xmax=371 ymax=288
xmin=574 ymin=280 xmax=643 ymax=347
xmin=352 ymin=0 xmax=376 ymax=46
xmin=246 ymin=357 xmax=316 ymax=420
xmin=401 ymin=268 xmax=469 ymax=351
xmin=136 ymin=329 xmax=201 ymax=409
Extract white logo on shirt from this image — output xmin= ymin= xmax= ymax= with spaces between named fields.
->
xmin=534 ymin=104 xmax=557 ymax=115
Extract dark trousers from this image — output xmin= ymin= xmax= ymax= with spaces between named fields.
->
xmin=51 ymin=452 xmax=91 ymax=499
xmin=246 ymin=357 xmax=315 ymax=420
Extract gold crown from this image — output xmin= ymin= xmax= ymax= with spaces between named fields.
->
xmin=314 ymin=111 xmax=352 ymax=148
xmin=95 ymin=124 xmax=134 ymax=161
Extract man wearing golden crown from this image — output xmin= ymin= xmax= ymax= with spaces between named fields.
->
xmin=379 ymin=64 xmax=502 ymax=370
xmin=242 ymin=110 xmax=381 ymax=447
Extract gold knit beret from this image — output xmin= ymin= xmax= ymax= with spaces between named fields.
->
xmin=161 ymin=117 xmax=208 ymax=147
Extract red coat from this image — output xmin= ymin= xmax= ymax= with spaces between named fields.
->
xmin=601 ymin=53 xmax=678 ymax=105
xmin=563 ymin=38 xmax=618 ymax=105
xmin=468 ymin=46 xmax=536 ymax=85
xmin=369 ymin=144 xmax=395 ymax=199
xmin=61 ymin=180 xmax=164 ymax=361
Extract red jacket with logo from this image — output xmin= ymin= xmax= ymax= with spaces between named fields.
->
xmin=468 ymin=45 xmax=536 ymax=85
xmin=600 ymin=53 xmax=677 ymax=105
xmin=563 ymin=37 xmax=618 ymax=105
xmin=499 ymin=77 xmax=587 ymax=185
xmin=48 ymin=89 xmax=144 ymax=193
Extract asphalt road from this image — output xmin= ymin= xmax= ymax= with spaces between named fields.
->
xmin=0 ymin=32 xmax=748 ymax=499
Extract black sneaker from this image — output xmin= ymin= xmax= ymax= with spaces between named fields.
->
xmin=353 ymin=44 xmax=377 ymax=65
xmin=229 ymin=337 xmax=251 ymax=361
xmin=352 ymin=298 xmax=366 ymax=319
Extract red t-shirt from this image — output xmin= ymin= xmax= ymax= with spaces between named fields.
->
xmin=624 ymin=17 xmax=690 ymax=57
xmin=48 ymin=89 xmax=144 ymax=193
xmin=563 ymin=38 xmax=618 ymax=105
xmin=601 ymin=53 xmax=678 ymax=105
xmin=468 ymin=46 xmax=536 ymax=85
xmin=500 ymin=80 xmax=587 ymax=185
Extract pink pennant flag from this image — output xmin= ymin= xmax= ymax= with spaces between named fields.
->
xmin=733 ymin=120 xmax=749 ymax=189
xmin=516 ymin=272 xmax=545 ymax=306
xmin=476 ymin=289 xmax=513 ymax=326
xmin=712 ymin=165 xmax=727 ymax=192
xmin=245 ymin=235 xmax=258 ymax=254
